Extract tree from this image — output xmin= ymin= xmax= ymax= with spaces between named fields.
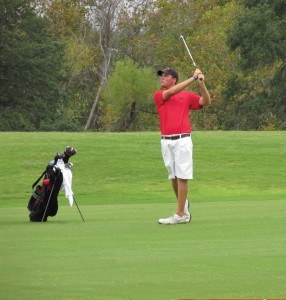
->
xmin=182 ymin=0 xmax=240 ymax=129
xmin=33 ymin=0 xmax=99 ymax=131
xmin=116 ymin=0 xmax=241 ymax=130
xmin=101 ymin=59 xmax=158 ymax=131
xmin=0 ymin=0 xmax=65 ymax=130
xmin=82 ymin=0 xmax=122 ymax=130
xmin=224 ymin=0 xmax=286 ymax=129
xmin=228 ymin=1 xmax=285 ymax=69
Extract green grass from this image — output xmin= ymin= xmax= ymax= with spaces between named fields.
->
xmin=1 ymin=131 xmax=286 ymax=299
xmin=1 ymin=131 xmax=285 ymax=206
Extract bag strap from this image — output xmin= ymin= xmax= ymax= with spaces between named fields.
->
xmin=32 ymin=169 xmax=46 ymax=190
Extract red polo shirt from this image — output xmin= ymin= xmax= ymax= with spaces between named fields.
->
xmin=154 ymin=90 xmax=203 ymax=135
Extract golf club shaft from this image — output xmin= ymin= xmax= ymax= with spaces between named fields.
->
xmin=180 ymin=35 xmax=197 ymax=68
xmin=41 ymin=183 xmax=55 ymax=222
xmin=180 ymin=35 xmax=203 ymax=81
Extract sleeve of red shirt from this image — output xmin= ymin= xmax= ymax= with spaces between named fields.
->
xmin=153 ymin=90 xmax=164 ymax=105
xmin=188 ymin=92 xmax=203 ymax=110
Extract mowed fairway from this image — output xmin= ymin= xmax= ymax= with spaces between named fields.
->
xmin=1 ymin=131 xmax=286 ymax=300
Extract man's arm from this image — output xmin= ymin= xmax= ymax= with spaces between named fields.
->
xmin=198 ymin=79 xmax=211 ymax=106
xmin=162 ymin=69 xmax=202 ymax=101
xmin=162 ymin=69 xmax=211 ymax=106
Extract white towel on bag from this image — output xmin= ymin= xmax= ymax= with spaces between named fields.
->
xmin=56 ymin=159 xmax=74 ymax=207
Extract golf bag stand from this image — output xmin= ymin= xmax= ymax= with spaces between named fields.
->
xmin=73 ymin=195 xmax=85 ymax=222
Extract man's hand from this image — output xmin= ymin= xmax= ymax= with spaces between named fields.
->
xmin=193 ymin=69 xmax=204 ymax=82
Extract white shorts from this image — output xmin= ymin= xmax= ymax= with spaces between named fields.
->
xmin=161 ymin=135 xmax=193 ymax=180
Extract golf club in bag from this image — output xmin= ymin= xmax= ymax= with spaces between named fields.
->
xmin=27 ymin=146 xmax=84 ymax=222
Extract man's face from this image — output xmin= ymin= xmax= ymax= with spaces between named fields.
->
xmin=160 ymin=73 xmax=176 ymax=89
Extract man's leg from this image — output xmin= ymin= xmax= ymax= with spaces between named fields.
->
xmin=172 ymin=178 xmax=188 ymax=216
xmin=171 ymin=178 xmax=178 ymax=198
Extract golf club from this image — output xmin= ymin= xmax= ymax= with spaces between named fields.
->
xmin=180 ymin=35 xmax=203 ymax=81
xmin=41 ymin=182 xmax=56 ymax=222
xmin=180 ymin=35 xmax=197 ymax=67
xmin=40 ymin=168 xmax=62 ymax=223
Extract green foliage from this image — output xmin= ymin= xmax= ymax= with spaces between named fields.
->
xmin=268 ymin=64 xmax=286 ymax=128
xmin=41 ymin=0 xmax=100 ymax=131
xmin=43 ymin=0 xmax=87 ymax=37
xmin=1 ymin=0 xmax=285 ymax=131
xmin=102 ymin=59 xmax=158 ymax=131
xmin=182 ymin=1 xmax=240 ymax=130
xmin=241 ymin=0 xmax=286 ymax=16
xmin=228 ymin=4 xmax=285 ymax=69
xmin=39 ymin=118 xmax=82 ymax=132
xmin=224 ymin=0 xmax=286 ymax=130
xmin=220 ymin=64 xmax=284 ymax=130
xmin=115 ymin=1 xmax=241 ymax=130
xmin=0 ymin=0 xmax=66 ymax=130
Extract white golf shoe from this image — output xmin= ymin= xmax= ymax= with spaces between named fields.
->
xmin=184 ymin=199 xmax=191 ymax=222
xmin=158 ymin=213 xmax=189 ymax=225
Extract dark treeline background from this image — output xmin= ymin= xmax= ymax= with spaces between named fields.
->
xmin=1 ymin=0 xmax=285 ymax=131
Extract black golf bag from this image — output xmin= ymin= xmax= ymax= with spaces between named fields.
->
xmin=27 ymin=161 xmax=63 ymax=222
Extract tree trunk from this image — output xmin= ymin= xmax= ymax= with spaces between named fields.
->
xmin=129 ymin=101 xmax=137 ymax=126
xmin=84 ymin=81 xmax=104 ymax=131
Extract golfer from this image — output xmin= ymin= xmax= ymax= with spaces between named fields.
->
xmin=154 ymin=67 xmax=211 ymax=224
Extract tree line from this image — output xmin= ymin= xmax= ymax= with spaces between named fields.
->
xmin=0 ymin=0 xmax=285 ymax=131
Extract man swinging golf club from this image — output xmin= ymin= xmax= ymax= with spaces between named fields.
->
xmin=154 ymin=65 xmax=211 ymax=225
